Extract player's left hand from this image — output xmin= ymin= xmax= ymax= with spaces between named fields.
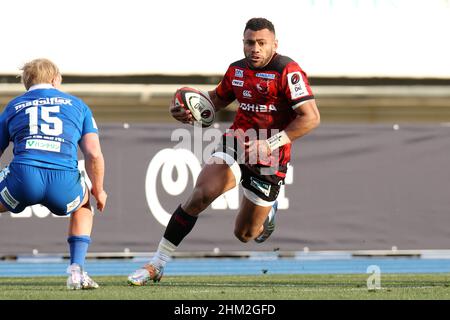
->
xmin=92 ymin=189 xmax=108 ymax=212
xmin=244 ymin=140 xmax=272 ymax=166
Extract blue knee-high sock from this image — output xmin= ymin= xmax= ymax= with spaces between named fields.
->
xmin=67 ymin=235 xmax=91 ymax=268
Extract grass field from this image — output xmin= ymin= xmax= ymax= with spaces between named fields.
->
xmin=1 ymin=274 xmax=450 ymax=300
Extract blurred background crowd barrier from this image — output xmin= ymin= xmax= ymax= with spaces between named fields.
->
xmin=2 ymin=75 xmax=450 ymax=123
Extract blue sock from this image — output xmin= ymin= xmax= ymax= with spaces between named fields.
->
xmin=67 ymin=235 xmax=91 ymax=268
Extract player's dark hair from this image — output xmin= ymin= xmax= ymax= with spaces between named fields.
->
xmin=244 ymin=17 xmax=275 ymax=35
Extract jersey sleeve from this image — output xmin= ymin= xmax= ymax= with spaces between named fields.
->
xmin=0 ymin=108 xmax=10 ymax=152
xmin=215 ymin=66 xmax=236 ymax=103
xmin=282 ymin=62 xmax=315 ymax=109
xmin=81 ymin=103 xmax=99 ymax=136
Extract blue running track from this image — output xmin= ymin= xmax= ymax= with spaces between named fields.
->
xmin=1 ymin=257 xmax=450 ymax=277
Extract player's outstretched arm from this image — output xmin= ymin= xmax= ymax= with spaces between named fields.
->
xmin=79 ymin=133 xmax=107 ymax=212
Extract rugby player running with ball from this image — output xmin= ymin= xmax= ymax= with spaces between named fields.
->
xmin=128 ymin=17 xmax=320 ymax=285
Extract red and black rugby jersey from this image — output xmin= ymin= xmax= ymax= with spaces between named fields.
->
xmin=215 ymin=53 xmax=315 ymax=168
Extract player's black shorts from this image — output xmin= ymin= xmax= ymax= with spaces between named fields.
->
xmin=212 ymin=135 xmax=287 ymax=204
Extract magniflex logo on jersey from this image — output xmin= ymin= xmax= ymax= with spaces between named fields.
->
xmin=14 ymin=97 xmax=72 ymax=112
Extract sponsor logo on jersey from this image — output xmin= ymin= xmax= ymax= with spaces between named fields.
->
xmin=290 ymin=73 xmax=300 ymax=84
xmin=243 ymin=90 xmax=252 ymax=98
xmin=256 ymin=80 xmax=271 ymax=94
xmin=234 ymin=69 xmax=244 ymax=78
xmin=14 ymin=97 xmax=72 ymax=112
xmin=239 ymin=103 xmax=277 ymax=112
xmin=250 ymin=177 xmax=271 ymax=197
xmin=255 ymin=72 xmax=276 ymax=80
xmin=25 ymin=139 xmax=61 ymax=152
xmin=287 ymin=72 xmax=307 ymax=100
xmin=1 ymin=187 xmax=19 ymax=209
xmin=232 ymin=79 xmax=244 ymax=87
xmin=66 ymin=195 xmax=81 ymax=213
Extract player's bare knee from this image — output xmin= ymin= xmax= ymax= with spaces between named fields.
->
xmin=234 ymin=229 xmax=252 ymax=243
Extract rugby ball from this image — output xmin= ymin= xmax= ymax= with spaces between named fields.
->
xmin=173 ymin=87 xmax=215 ymax=127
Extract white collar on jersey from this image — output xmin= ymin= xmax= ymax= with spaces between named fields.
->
xmin=28 ymin=83 xmax=55 ymax=91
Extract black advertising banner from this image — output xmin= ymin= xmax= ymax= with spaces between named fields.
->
xmin=1 ymin=123 xmax=450 ymax=254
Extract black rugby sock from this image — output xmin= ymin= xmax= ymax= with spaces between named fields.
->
xmin=163 ymin=205 xmax=198 ymax=246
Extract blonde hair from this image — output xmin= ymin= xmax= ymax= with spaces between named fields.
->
xmin=20 ymin=58 xmax=61 ymax=90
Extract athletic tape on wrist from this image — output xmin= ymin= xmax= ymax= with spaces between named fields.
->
xmin=266 ymin=131 xmax=291 ymax=152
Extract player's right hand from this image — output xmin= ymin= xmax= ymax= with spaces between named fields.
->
xmin=169 ymin=100 xmax=193 ymax=124
xmin=92 ymin=189 xmax=107 ymax=212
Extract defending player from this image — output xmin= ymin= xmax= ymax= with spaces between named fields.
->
xmin=128 ymin=17 xmax=320 ymax=285
xmin=0 ymin=58 xmax=107 ymax=289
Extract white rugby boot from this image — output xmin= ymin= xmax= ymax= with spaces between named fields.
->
xmin=254 ymin=200 xmax=278 ymax=243
xmin=127 ymin=263 xmax=164 ymax=286
xmin=66 ymin=263 xmax=99 ymax=290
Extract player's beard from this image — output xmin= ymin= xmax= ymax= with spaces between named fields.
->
xmin=245 ymin=50 xmax=275 ymax=69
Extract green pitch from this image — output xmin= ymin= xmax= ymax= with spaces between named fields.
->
xmin=1 ymin=274 xmax=450 ymax=300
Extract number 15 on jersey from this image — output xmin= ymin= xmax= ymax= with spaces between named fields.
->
xmin=25 ymin=106 xmax=63 ymax=136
